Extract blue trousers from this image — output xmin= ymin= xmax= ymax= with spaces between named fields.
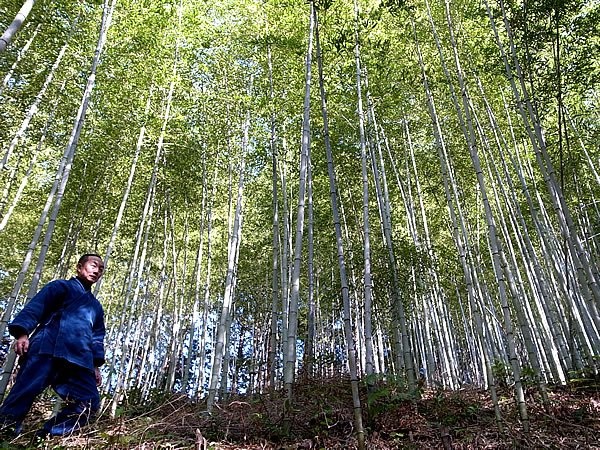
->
xmin=0 ymin=343 xmax=100 ymax=437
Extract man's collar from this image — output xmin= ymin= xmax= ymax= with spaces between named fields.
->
xmin=71 ymin=276 xmax=92 ymax=291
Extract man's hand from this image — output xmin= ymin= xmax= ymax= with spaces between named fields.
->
xmin=95 ymin=367 xmax=102 ymax=386
xmin=14 ymin=335 xmax=29 ymax=356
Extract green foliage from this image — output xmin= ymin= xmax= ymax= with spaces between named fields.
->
xmin=491 ymin=358 xmax=511 ymax=388
xmin=426 ymin=389 xmax=482 ymax=427
xmin=98 ymin=430 xmax=135 ymax=446
xmin=363 ymin=373 xmax=417 ymax=418
xmin=381 ymin=0 xmax=412 ymax=18
xmin=520 ymin=365 xmax=537 ymax=387
xmin=567 ymin=368 xmax=600 ymax=391
xmin=309 ymin=391 xmax=338 ymax=442
xmin=362 ymin=372 xmax=407 ymax=390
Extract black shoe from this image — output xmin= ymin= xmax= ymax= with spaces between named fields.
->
xmin=34 ymin=429 xmax=49 ymax=439
xmin=30 ymin=429 xmax=49 ymax=447
xmin=0 ymin=424 xmax=18 ymax=442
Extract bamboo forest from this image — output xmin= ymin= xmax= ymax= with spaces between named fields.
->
xmin=0 ymin=0 xmax=599 ymax=448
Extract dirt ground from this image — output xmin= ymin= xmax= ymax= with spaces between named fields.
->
xmin=5 ymin=376 xmax=600 ymax=449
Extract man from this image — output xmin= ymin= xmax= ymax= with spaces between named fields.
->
xmin=0 ymin=254 xmax=106 ymax=438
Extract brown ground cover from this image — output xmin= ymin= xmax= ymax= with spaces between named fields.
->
xmin=5 ymin=376 xmax=600 ymax=449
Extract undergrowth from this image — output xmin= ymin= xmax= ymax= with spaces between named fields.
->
xmin=2 ymin=375 xmax=599 ymax=449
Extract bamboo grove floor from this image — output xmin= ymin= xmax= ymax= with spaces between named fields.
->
xmin=3 ymin=375 xmax=600 ymax=449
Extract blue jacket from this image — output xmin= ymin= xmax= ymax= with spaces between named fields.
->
xmin=8 ymin=277 xmax=106 ymax=372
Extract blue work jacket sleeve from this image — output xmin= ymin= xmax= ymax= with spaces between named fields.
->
xmin=8 ymin=281 xmax=66 ymax=337
xmin=92 ymin=309 xmax=106 ymax=367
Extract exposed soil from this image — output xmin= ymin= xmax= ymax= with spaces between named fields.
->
xmin=5 ymin=376 xmax=600 ymax=449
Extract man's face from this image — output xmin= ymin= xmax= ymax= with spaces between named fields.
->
xmin=76 ymin=256 xmax=105 ymax=287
